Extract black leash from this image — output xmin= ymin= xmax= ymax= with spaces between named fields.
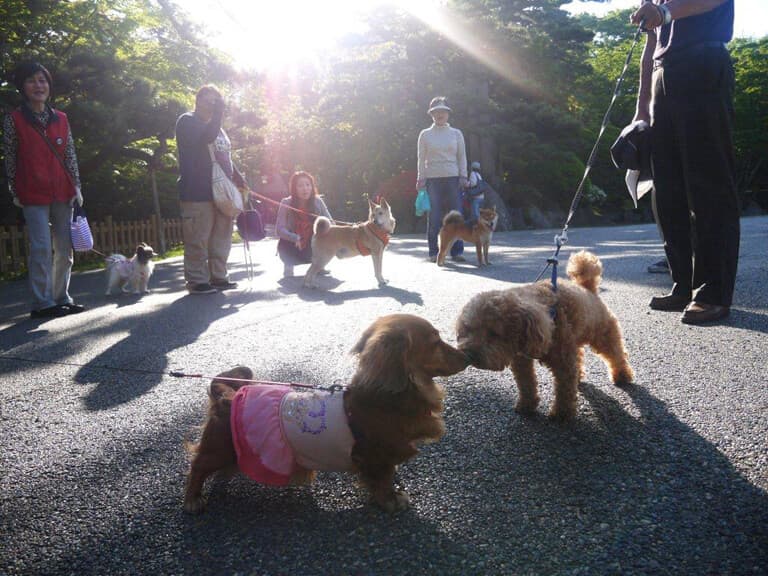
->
xmin=0 ymin=354 xmax=345 ymax=393
xmin=536 ymin=22 xmax=646 ymax=285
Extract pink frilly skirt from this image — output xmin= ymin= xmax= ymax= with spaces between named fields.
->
xmin=230 ymin=384 xmax=296 ymax=486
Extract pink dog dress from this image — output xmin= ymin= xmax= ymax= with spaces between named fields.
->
xmin=230 ymin=384 xmax=354 ymax=486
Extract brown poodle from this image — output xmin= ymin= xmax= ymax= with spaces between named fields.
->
xmin=184 ymin=314 xmax=468 ymax=513
xmin=456 ymin=250 xmax=634 ymax=420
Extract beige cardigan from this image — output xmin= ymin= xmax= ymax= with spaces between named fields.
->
xmin=417 ymin=123 xmax=468 ymax=181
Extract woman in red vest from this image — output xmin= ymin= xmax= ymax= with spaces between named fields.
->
xmin=3 ymin=61 xmax=85 ymax=319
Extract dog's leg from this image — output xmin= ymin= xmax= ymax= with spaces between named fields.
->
xmin=289 ymin=467 xmax=317 ymax=486
xmin=474 ymin=241 xmax=484 ymax=266
xmin=372 ymin=251 xmax=388 ymax=286
xmin=304 ymin=255 xmax=332 ymax=289
xmin=590 ymin=319 xmax=634 ymax=386
xmin=303 ymin=261 xmax=319 ymax=288
xmin=483 ymin=239 xmax=490 ymax=265
xmin=359 ymin=462 xmax=412 ymax=513
xmin=354 ymin=442 xmax=416 ymax=512
xmin=437 ymin=237 xmax=455 ymax=266
xmin=577 ymin=347 xmax=586 ymax=382
xmin=184 ymin=367 xmax=252 ymax=513
xmin=183 ymin=419 xmax=237 ymax=514
xmin=546 ymin=349 xmax=581 ymax=421
xmin=510 ymin=356 xmax=540 ymax=415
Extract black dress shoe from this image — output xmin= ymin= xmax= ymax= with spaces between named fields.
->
xmin=649 ymin=293 xmax=690 ymax=311
xmin=681 ymin=302 xmax=729 ymax=324
xmin=60 ymin=303 xmax=85 ymax=314
xmin=30 ymin=305 xmax=67 ymax=319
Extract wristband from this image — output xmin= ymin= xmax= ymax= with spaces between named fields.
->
xmin=658 ymin=3 xmax=672 ymax=25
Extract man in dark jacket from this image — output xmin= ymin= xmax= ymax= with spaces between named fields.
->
xmin=631 ymin=0 xmax=739 ymax=324
xmin=176 ymin=85 xmax=244 ymax=294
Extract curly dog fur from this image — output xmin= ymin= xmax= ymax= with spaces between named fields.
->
xmin=456 ymin=250 xmax=634 ymax=420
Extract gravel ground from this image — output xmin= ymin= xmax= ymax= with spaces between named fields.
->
xmin=1 ymin=217 xmax=766 ymax=575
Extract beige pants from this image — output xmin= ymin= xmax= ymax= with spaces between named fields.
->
xmin=180 ymin=201 xmax=233 ymax=286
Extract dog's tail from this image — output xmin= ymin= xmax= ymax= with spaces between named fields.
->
xmin=442 ymin=210 xmax=464 ymax=227
xmin=314 ymin=216 xmax=331 ymax=236
xmin=566 ymin=250 xmax=602 ymax=294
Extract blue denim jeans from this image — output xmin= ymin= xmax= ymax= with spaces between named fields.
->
xmin=468 ymin=195 xmax=484 ymax=223
xmin=23 ymin=202 xmax=74 ymax=310
xmin=426 ymin=176 xmax=463 ymax=258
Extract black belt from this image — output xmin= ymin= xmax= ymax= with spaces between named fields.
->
xmin=653 ymin=41 xmax=727 ymax=69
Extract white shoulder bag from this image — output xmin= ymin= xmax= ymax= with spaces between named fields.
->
xmin=209 ymin=144 xmax=244 ymax=219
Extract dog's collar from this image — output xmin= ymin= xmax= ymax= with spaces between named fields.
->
xmin=367 ymin=221 xmax=391 ymax=245
xmin=356 ymin=222 xmax=390 ymax=256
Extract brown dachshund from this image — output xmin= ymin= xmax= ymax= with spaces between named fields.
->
xmin=184 ymin=314 xmax=468 ymax=513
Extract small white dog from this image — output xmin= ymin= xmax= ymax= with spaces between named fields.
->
xmin=105 ymin=243 xmax=156 ymax=295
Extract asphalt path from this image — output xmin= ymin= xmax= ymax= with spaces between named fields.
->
xmin=1 ymin=216 xmax=766 ymax=575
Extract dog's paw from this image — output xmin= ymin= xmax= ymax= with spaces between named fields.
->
xmin=612 ymin=367 xmax=634 ymax=387
xmin=378 ymin=490 xmax=410 ymax=513
xmin=289 ymin=468 xmax=317 ymax=485
xmin=547 ymin=406 xmax=576 ymax=422
xmin=514 ymin=399 xmax=539 ymax=416
xmin=378 ymin=279 xmax=389 ymax=287
xmin=183 ymin=496 xmax=206 ymax=515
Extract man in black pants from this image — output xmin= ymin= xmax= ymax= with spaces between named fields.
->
xmin=631 ymin=0 xmax=739 ymax=324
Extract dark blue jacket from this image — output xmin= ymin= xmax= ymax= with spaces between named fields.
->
xmin=175 ymin=108 xmax=223 ymax=202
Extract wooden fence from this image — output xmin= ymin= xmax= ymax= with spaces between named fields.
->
xmin=0 ymin=215 xmax=184 ymax=274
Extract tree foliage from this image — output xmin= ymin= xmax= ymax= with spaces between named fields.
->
xmin=1 ymin=0 xmax=765 ymax=229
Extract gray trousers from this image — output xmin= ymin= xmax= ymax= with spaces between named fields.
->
xmin=23 ymin=202 xmax=74 ymax=310
xmin=180 ymin=201 xmax=234 ymax=286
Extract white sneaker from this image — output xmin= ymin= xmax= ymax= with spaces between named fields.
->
xmin=283 ymin=264 xmax=294 ymax=278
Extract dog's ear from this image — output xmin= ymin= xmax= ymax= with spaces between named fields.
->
xmin=209 ymin=382 xmax=237 ymax=406
xmin=517 ymin=304 xmax=553 ymax=358
xmin=350 ymin=322 xmax=376 ymax=356
xmin=489 ymin=294 xmax=552 ymax=359
xmin=351 ymin=322 xmax=412 ymax=395
xmin=380 ymin=197 xmax=389 ymax=209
